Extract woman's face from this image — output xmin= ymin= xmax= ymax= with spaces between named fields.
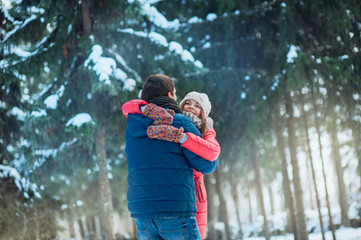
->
xmin=182 ymin=99 xmax=202 ymax=118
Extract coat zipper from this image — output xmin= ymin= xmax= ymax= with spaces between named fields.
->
xmin=198 ymin=179 xmax=204 ymax=202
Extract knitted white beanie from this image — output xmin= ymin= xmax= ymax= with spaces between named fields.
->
xmin=180 ymin=91 xmax=212 ymax=118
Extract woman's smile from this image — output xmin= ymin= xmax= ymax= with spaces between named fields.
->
xmin=183 ymin=99 xmax=202 ymax=118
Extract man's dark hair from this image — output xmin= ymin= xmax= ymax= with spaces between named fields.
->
xmin=141 ymin=74 xmax=175 ymax=101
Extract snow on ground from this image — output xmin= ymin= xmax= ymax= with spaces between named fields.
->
xmin=245 ymin=227 xmax=361 ymax=240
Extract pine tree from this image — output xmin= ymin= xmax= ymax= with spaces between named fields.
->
xmin=274 ymin=103 xmax=298 ymax=239
xmin=2 ymin=0 xmax=205 ymax=238
xmin=2 ymin=0 xmax=361 ymax=238
xmin=299 ymin=91 xmax=327 ymax=240
xmin=251 ymin=140 xmax=271 ymax=240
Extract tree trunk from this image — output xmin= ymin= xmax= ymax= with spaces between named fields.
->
xmin=310 ymin=82 xmax=336 ymax=239
xmin=251 ymin=141 xmax=271 ymax=240
xmin=82 ymin=1 xmax=114 ymax=237
xmin=328 ymin=113 xmax=350 ymax=227
xmin=284 ymin=91 xmax=308 ymax=240
xmin=81 ymin=0 xmax=92 ymax=33
xmin=324 ymin=74 xmax=351 ymax=228
xmin=245 ymin=180 xmax=254 ymax=224
xmin=354 ymin=133 xmax=361 ymax=182
xmin=128 ymin=216 xmax=136 ymax=239
xmin=299 ymin=92 xmax=326 ymax=240
xmin=204 ymin=173 xmax=217 ymax=240
xmin=35 ymin=219 xmax=40 ymax=240
xmin=349 ymin=120 xmax=361 ymax=185
xmin=267 ymin=184 xmax=275 ymax=216
xmin=66 ymin=209 xmax=75 ymax=239
xmin=274 ymin=104 xmax=298 ymax=240
xmin=214 ymin=167 xmax=232 ymax=240
xmin=78 ymin=218 xmax=85 ymax=239
xmin=230 ymin=175 xmax=243 ymax=238
xmin=304 ymin=144 xmax=315 ymax=210
xmin=87 ymin=215 xmax=97 ymax=239
xmin=95 ymin=125 xmax=116 ymax=240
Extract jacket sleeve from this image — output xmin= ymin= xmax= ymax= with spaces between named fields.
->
xmin=121 ymin=99 xmax=148 ymax=117
xmin=177 ymin=116 xmax=219 ymax=175
xmin=181 ymin=128 xmax=220 ymax=161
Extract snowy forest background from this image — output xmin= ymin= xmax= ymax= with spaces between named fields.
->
xmin=1 ymin=0 xmax=361 ymax=239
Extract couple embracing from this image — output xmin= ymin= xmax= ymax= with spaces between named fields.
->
xmin=122 ymin=74 xmax=221 ymax=239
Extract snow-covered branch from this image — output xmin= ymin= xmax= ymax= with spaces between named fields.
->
xmin=0 ymin=164 xmax=41 ymax=199
xmin=84 ymin=44 xmax=137 ymax=91
xmin=135 ymin=0 xmax=180 ymax=30
xmin=110 ymin=51 xmax=142 ymax=82
xmin=117 ymin=28 xmax=203 ymax=68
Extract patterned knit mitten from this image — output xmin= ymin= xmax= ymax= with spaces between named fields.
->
xmin=143 ymin=103 xmax=175 ymax=125
xmin=147 ymin=125 xmax=184 ymax=143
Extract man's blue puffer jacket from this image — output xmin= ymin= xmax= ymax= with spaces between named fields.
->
xmin=125 ymin=113 xmax=219 ymax=218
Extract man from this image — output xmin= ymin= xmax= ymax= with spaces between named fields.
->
xmin=123 ymin=74 xmax=219 ymax=239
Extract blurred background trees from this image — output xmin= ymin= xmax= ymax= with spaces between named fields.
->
xmin=1 ymin=0 xmax=361 ymax=239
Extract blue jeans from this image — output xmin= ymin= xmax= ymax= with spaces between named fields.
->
xmin=134 ymin=216 xmax=201 ymax=240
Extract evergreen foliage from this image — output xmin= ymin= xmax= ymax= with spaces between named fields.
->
xmin=1 ymin=0 xmax=360 ymax=239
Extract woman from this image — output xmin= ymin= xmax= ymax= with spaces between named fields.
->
xmin=122 ymin=91 xmax=220 ymax=239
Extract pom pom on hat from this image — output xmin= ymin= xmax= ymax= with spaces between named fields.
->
xmin=180 ymin=91 xmax=212 ymax=117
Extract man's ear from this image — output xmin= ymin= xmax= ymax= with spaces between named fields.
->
xmin=167 ymin=89 xmax=177 ymax=101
